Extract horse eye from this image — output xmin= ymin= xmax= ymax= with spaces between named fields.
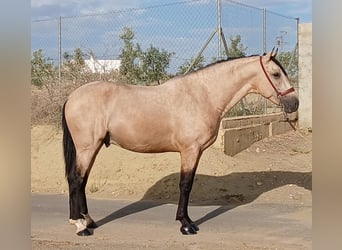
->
xmin=273 ymin=72 xmax=281 ymax=78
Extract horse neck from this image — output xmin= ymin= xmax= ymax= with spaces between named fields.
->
xmin=198 ymin=57 xmax=258 ymax=119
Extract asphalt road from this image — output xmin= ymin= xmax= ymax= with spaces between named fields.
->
xmin=31 ymin=194 xmax=311 ymax=249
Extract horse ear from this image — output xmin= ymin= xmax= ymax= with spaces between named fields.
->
xmin=265 ymin=47 xmax=278 ymax=61
xmin=265 ymin=48 xmax=274 ymax=61
xmin=273 ymin=48 xmax=278 ymax=58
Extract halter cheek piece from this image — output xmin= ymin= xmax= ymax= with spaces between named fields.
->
xmin=259 ymin=56 xmax=295 ymax=97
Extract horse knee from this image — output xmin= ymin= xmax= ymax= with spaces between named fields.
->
xmin=67 ymin=155 xmax=90 ymax=186
xmin=179 ymin=171 xmax=195 ymax=193
xmin=179 ymin=180 xmax=192 ymax=193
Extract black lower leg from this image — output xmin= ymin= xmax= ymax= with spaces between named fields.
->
xmin=79 ymin=174 xmax=89 ymax=216
xmin=68 ymin=172 xmax=92 ymax=236
xmin=79 ymin=175 xmax=97 ymax=228
xmin=176 ymin=171 xmax=199 ymax=235
xmin=67 ymin=171 xmax=83 ymax=220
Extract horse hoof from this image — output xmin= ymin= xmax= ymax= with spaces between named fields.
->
xmin=76 ymin=228 xmax=91 ymax=236
xmin=87 ymin=222 xmax=98 ymax=229
xmin=180 ymin=226 xmax=197 ymax=235
xmin=190 ymin=223 xmax=199 ymax=232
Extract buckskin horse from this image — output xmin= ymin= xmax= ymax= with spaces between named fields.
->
xmin=62 ymin=49 xmax=299 ymax=236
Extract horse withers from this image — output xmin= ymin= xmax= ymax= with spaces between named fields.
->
xmin=62 ymin=49 xmax=298 ymax=236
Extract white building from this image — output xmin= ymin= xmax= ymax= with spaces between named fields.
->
xmin=84 ymin=55 xmax=121 ymax=74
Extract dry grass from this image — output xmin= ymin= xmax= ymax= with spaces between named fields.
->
xmin=31 ymin=69 xmax=121 ymax=126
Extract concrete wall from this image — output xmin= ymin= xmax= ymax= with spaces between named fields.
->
xmin=213 ymin=112 xmax=297 ymax=156
xmin=298 ymin=23 xmax=312 ymax=129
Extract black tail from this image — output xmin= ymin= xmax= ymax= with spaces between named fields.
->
xmin=62 ymin=101 xmax=76 ymax=178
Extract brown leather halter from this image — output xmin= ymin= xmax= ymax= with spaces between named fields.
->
xmin=259 ymin=56 xmax=295 ymax=97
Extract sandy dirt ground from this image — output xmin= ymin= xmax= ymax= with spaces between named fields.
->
xmin=31 ymin=125 xmax=312 ymax=249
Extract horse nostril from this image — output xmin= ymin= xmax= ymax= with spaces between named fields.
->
xmin=295 ymin=98 xmax=299 ymax=110
xmin=280 ymin=96 xmax=299 ymax=113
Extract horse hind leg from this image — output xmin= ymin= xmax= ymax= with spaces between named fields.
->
xmin=68 ymin=172 xmax=97 ymax=229
xmin=67 ymin=163 xmax=90 ymax=236
xmin=68 ymin=146 xmax=102 ymax=236
xmin=78 ymin=166 xmax=97 ymax=229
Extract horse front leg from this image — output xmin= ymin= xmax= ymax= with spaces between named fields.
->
xmin=176 ymin=146 xmax=202 ymax=235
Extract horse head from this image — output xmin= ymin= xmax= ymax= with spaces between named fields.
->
xmin=256 ymin=48 xmax=299 ymax=113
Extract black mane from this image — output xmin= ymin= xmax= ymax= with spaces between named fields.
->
xmin=200 ymin=55 xmax=258 ymax=71
xmin=185 ymin=54 xmax=288 ymax=76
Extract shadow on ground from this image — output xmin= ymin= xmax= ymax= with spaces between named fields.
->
xmin=95 ymin=170 xmax=311 ymax=228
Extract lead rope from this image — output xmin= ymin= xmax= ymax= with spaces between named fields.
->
xmin=280 ymin=105 xmax=312 ymax=143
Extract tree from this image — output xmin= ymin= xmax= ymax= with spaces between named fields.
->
xmin=141 ymin=45 xmax=174 ymax=84
xmin=62 ymin=48 xmax=88 ymax=85
xmin=119 ymin=27 xmax=174 ymax=85
xmin=227 ymin=34 xmax=247 ymax=58
xmin=118 ymin=27 xmax=143 ymax=84
xmin=178 ymin=55 xmax=205 ymax=75
xmin=31 ymin=49 xmax=57 ymax=88
xmin=31 ymin=49 xmax=61 ymax=125
xmin=63 ymin=48 xmax=85 ymax=66
xmin=211 ymin=34 xmax=247 ymax=62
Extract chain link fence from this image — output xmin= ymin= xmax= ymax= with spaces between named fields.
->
xmin=31 ymin=0 xmax=299 ymax=121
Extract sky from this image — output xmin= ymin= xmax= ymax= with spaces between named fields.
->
xmin=239 ymin=0 xmax=311 ymax=23
xmin=31 ymin=0 xmax=311 ymax=73
xmin=31 ymin=0 xmax=312 ymax=23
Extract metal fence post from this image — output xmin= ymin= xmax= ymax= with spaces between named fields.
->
xmin=58 ymin=16 xmax=62 ymax=84
xmin=217 ymin=0 xmax=222 ymax=60
xmin=263 ymin=8 xmax=267 ymax=114
xmin=263 ymin=8 xmax=267 ymax=54
xmin=296 ymin=17 xmax=300 ymax=88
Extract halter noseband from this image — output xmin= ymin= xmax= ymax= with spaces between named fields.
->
xmin=259 ymin=56 xmax=295 ymax=97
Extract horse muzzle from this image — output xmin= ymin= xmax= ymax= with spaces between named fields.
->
xmin=279 ymin=94 xmax=299 ymax=113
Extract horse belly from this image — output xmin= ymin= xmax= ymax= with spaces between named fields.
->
xmin=108 ymin=120 xmax=177 ymax=153
xmin=110 ymin=133 xmax=177 ymax=153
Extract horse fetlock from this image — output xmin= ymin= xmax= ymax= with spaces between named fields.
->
xmin=69 ymin=218 xmax=77 ymax=225
xmin=81 ymin=213 xmax=97 ymax=228
xmin=74 ymin=218 xmax=87 ymax=234
xmin=69 ymin=214 xmax=96 ymax=228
